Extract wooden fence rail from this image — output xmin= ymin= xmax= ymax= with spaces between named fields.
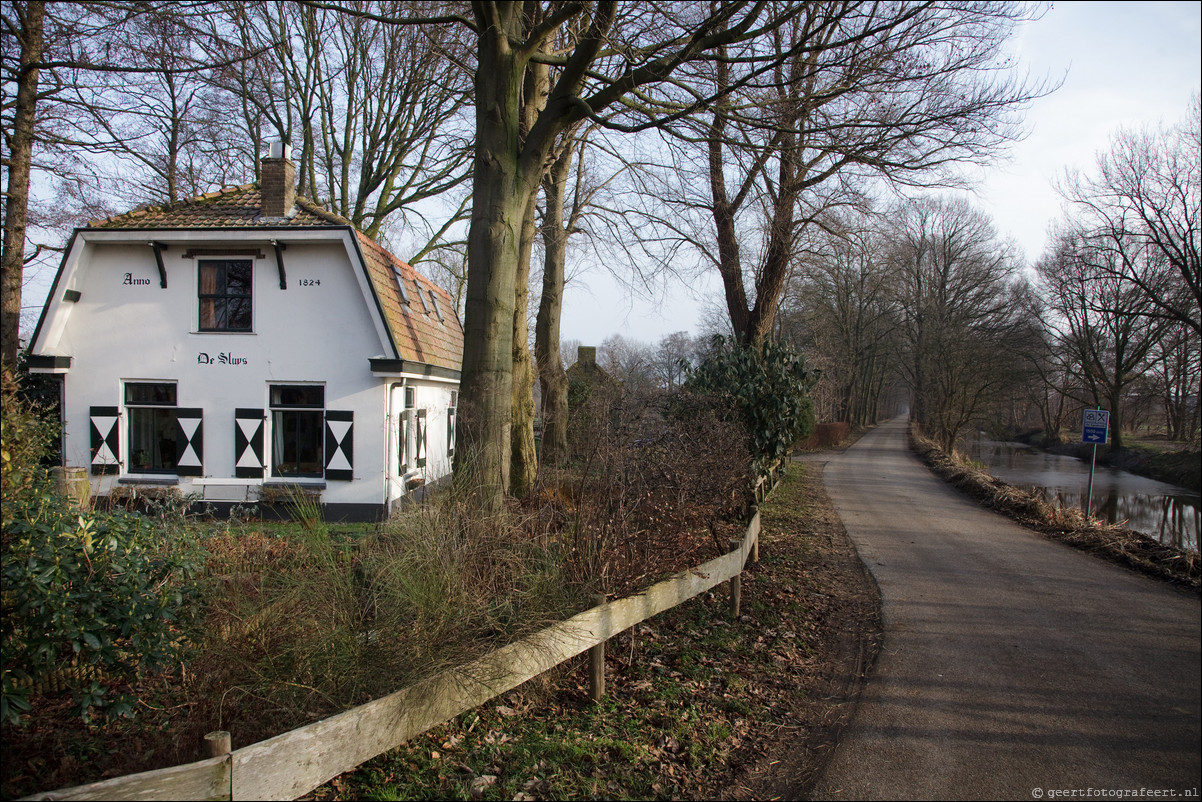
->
xmin=25 ymin=473 xmax=781 ymax=802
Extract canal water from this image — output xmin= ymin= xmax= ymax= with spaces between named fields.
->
xmin=963 ymin=436 xmax=1200 ymax=554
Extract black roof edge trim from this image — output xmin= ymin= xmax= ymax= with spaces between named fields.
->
xmin=26 ymin=355 xmax=73 ymax=370
xmin=369 ymin=358 xmax=460 ymax=381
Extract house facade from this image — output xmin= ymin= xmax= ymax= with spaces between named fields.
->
xmin=26 ymin=147 xmax=463 ymax=520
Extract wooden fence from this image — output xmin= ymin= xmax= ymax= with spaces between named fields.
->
xmin=24 ymin=472 xmax=780 ymax=802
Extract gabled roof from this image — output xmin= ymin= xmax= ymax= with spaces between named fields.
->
xmin=85 ymin=184 xmax=463 ymax=375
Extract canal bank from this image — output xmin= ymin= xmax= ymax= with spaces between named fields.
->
xmin=964 ymin=435 xmax=1198 ymax=553
xmin=1013 ymin=430 xmax=1200 ymax=492
xmin=910 ymin=424 xmax=1200 ymax=590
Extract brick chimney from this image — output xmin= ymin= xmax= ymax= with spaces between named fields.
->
xmin=261 ymin=142 xmax=295 ymax=218
xmin=577 ymin=345 xmax=597 ymax=367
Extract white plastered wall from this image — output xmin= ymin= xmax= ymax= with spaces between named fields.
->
xmin=43 ymin=230 xmax=398 ymax=509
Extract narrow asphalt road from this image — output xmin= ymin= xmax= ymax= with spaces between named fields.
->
xmin=809 ymin=416 xmax=1201 ymax=801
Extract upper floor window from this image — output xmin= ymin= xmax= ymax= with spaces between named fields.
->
xmin=199 ymin=259 xmax=252 ymax=331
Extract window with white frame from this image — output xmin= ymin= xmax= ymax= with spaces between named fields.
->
xmin=270 ymin=384 xmax=324 ymax=477
xmin=126 ymin=382 xmax=179 ymax=473
xmin=122 ymin=382 xmax=203 ymax=476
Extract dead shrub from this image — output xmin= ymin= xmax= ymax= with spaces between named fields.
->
xmin=794 ymin=421 xmax=851 ymax=451
xmin=557 ymin=385 xmax=753 ymax=597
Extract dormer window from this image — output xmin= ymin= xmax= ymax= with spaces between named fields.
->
xmin=199 ymin=259 xmax=252 ymax=331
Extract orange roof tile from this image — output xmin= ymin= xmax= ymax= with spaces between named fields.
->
xmin=89 ymin=184 xmax=462 ymax=374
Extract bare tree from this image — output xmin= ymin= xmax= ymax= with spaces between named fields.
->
xmin=598 ymin=333 xmax=654 ymax=393
xmin=2 ymin=1 xmax=256 ymax=363
xmin=1146 ymin=321 xmax=1201 ymax=442
xmin=890 ymin=196 xmax=1030 ymax=451
xmin=1037 ymin=228 xmax=1168 ymax=451
xmin=534 ymin=132 xmax=581 ymax=465
xmin=786 ymin=214 xmax=901 ymax=427
xmin=1 ymin=0 xmax=44 ymax=365
xmin=1060 ymin=98 xmax=1201 ymax=337
xmin=434 ymin=0 xmax=808 ymax=504
xmin=214 ymin=1 xmax=474 ymax=257
xmin=643 ymin=1 xmax=1049 ymax=348
xmin=1019 ymin=300 xmax=1079 ymax=445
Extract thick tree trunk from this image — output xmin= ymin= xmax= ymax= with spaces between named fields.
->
xmin=744 ymin=181 xmax=797 ymax=345
xmin=535 ymin=146 xmax=573 ymax=464
xmin=454 ymin=17 xmax=529 ymax=505
xmin=1 ymin=0 xmax=44 ymax=366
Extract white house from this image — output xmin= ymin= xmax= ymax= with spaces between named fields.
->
xmin=26 ymin=146 xmax=463 ymax=520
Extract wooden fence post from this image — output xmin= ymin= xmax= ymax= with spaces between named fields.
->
xmin=204 ymin=730 xmax=232 ymax=759
xmin=728 ymin=540 xmax=741 ymax=619
xmin=589 ymin=595 xmax=606 ymax=701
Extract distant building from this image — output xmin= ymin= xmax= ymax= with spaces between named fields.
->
xmin=566 ymin=345 xmax=617 ymax=407
xmin=26 ymin=144 xmax=462 ymax=520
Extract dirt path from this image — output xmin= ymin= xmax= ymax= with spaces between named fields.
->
xmin=809 ymin=417 xmax=1201 ymax=801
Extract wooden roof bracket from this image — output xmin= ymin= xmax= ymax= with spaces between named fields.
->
xmin=149 ymin=241 xmax=168 ymax=288
xmin=271 ymin=240 xmax=287 ymax=289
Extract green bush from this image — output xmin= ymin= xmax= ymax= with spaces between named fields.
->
xmin=1 ymin=370 xmax=198 ymax=725
xmin=686 ymin=337 xmax=816 ymax=474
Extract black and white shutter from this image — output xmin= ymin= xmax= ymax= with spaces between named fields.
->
xmin=235 ymin=408 xmax=264 ymax=478
xmin=175 ymin=408 xmax=204 ymax=476
xmin=447 ymin=406 xmax=457 ymax=458
xmin=89 ymin=406 xmax=120 ymax=475
xmin=415 ymin=409 xmax=427 ymax=468
xmin=399 ymin=412 xmax=409 ymax=473
xmin=324 ymin=410 xmax=353 ymax=480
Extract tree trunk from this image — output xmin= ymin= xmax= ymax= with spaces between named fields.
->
xmin=507 ymin=38 xmax=550 ymax=499
xmin=1107 ymin=387 xmax=1124 ymax=452
xmin=535 ymin=145 xmax=573 ymax=464
xmin=454 ymin=15 xmax=530 ymax=505
xmin=708 ymin=128 xmax=752 ymax=343
xmin=1 ymin=0 xmax=44 ymax=366
xmin=509 ymin=188 xmax=540 ymax=498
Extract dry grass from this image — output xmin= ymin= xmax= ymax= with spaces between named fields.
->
xmin=2 ymin=389 xmax=757 ymax=799
xmin=909 ymin=424 xmax=1200 ymax=590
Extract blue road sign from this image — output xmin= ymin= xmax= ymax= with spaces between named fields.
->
xmin=1081 ymin=409 xmax=1109 ymax=445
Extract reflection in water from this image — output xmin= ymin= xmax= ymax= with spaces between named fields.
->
xmin=964 ymin=437 xmax=1200 ymax=554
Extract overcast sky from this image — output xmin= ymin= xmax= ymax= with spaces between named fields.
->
xmin=558 ymin=0 xmax=1202 ymax=350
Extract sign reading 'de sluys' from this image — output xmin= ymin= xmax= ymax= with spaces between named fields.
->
xmin=198 ymin=352 xmax=247 ymax=366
